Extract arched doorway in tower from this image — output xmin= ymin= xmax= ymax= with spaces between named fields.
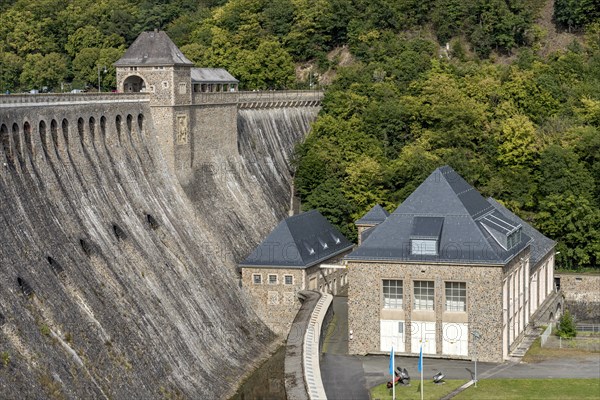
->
xmin=123 ymin=75 xmax=146 ymax=92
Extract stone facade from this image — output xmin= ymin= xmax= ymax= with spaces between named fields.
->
xmin=556 ymin=273 xmax=600 ymax=322
xmin=348 ymin=246 xmax=534 ymax=363
xmin=557 ymin=273 xmax=600 ymax=303
xmin=241 ymin=263 xmax=348 ymax=336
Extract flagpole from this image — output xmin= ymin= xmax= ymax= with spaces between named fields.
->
xmin=420 ymin=341 xmax=424 ymax=400
xmin=420 ymin=358 xmax=423 ymax=400
xmin=392 ymin=347 xmax=395 ymax=400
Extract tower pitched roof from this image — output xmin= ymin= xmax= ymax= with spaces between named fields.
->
xmin=191 ymin=68 xmax=238 ymax=83
xmin=239 ymin=210 xmax=353 ymax=269
xmin=346 ymin=166 xmax=532 ymax=265
xmin=114 ymin=30 xmax=194 ymax=67
xmin=356 ymin=204 xmax=390 ymax=226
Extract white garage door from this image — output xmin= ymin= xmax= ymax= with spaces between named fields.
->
xmin=380 ymin=320 xmax=405 ymax=352
xmin=411 ymin=321 xmax=436 ymax=354
xmin=442 ymin=323 xmax=468 ymax=356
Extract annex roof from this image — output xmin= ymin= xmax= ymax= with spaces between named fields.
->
xmin=114 ymin=30 xmax=194 ymax=67
xmin=346 ymin=166 xmax=532 ymax=265
xmin=239 ymin=210 xmax=353 ymax=269
xmin=356 ymin=204 xmax=390 ymax=226
xmin=191 ymin=68 xmax=238 ymax=83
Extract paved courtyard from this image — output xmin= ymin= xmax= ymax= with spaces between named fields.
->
xmin=321 ymin=296 xmax=600 ymax=400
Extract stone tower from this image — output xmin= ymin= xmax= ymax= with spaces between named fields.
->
xmin=115 ymin=29 xmax=193 ymax=172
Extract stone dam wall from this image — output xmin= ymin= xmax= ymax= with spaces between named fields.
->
xmin=0 ymin=94 xmax=320 ymax=398
xmin=557 ymin=273 xmax=600 ymax=323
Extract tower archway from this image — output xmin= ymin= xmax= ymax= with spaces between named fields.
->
xmin=123 ymin=75 xmax=146 ymax=93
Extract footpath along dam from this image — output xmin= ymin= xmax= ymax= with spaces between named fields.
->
xmin=0 ymin=34 xmax=324 ymax=397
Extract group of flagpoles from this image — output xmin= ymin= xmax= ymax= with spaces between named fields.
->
xmin=390 ymin=342 xmax=424 ymax=400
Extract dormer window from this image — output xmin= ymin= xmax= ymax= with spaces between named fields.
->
xmin=480 ymin=212 xmax=522 ymax=250
xmin=507 ymin=228 xmax=522 ymax=249
xmin=330 ymin=232 xmax=341 ymax=244
xmin=318 ymin=238 xmax=328 ymax=250
xmin=410 ymin=217 xmax=444 ymax=256
xmin=304 ymin=242 xmax=315 ymax=255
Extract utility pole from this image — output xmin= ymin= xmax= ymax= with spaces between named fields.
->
xmin=472 ymin=329 xmax=481 ymax=388
xmin=98 ymin=65 xmax=107 ymax=93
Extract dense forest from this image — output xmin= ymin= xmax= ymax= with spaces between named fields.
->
xmin=0 ymin=0 xmax=598 ymax=269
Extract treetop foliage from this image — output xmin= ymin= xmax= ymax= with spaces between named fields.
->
xmin=0 ymin=0 xmax=598 ymax=269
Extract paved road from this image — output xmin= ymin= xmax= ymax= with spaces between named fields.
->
xmin=320 ymin=295 xmax=600 ymax=399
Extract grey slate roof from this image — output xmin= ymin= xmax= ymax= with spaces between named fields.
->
xmin=240 ymin=210 xmax=353 ymax=269
xmin=488 ymin=198 xmax=556 ymax=268
xmin=114 ymin=30 xmax=194 ymax=67
xmin=191 ymin=68 xmax=238 ymax=83
xmin=356 ymin=204 xmax=390 ymax=225
xmin=346 ymin=166 xmax=532 ymax=265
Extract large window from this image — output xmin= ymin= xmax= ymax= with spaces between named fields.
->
xmin=411 ymin=239 xmax=438 ymax=255
xmin=383 ymin=280 xmax=403 ymax=309
xmin=445 ymin=282 xmax=466 ymax=312
xmin=414 ymin=281 xmax=434 ymax=310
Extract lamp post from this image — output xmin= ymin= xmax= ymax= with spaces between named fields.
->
xmin=472 ymin=329 xmax=481 ymax=387
xmin=98 ymin=65 xmax=107 ymax=93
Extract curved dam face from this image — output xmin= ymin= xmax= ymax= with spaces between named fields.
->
xmin=0 ymin=95 xmax=318 ymax=398
xmin=181 ymin=106 xmax=321 ymax=266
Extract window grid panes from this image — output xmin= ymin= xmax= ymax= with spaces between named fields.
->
xmin=268 ymin=274 xmax=277 ymax=284
xmin=411 ymin=239 xmax=438 ymax=255
xmin=445 ymin=282 xmax=466 ymax=312
xmin=284 ymin=275 xmax=293 ymax=285
xmin=383 ymin=280 xmax=403 ymax=309
xmin=253 ymin=274 xmax=261 ymax=284
xmin=414 ymin=281 xmax=434 ymax=310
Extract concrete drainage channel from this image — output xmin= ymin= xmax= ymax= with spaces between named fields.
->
xmin=285 ymin=291 xmax=332 ymax=400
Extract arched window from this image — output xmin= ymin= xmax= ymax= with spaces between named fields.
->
xmin=126 ymin=114 xmax=133 ymax=134
xmin=100 ymin=116 xmax=107 ymax=139
xmin=50 ymin=120 xmax=58 ymax=149
xmin=78 ymin=118 xmax=84 ymax=145
xmin=23 ymin=122 xmax=33 ymax=157
xmin=115 ymin=115 xmax=122 ymax=142
xmin=123 ymin=75 xmax=145 ymax=92
xmin=137 ymin=114 xmax=144 ymax=133
xmin=0 ymin=124 xmax=11 ymax=165
xmin=12 ymin=123 xmax=23 ymax=165
xmin=39 ymin=120 xmax=49 ymax=156
xmin=62 ymin=119 xmax=69 ymax=147
xmin=89 ymin=117 xmax=96 ymax=141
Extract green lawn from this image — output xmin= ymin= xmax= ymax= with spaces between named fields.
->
xmin=370 ymin=379 xmax=467 ymax=400
xmin=523 ymin=337 xmax=600 ymax=363
xmin=454 ymin=379 xmax=600 ymax=399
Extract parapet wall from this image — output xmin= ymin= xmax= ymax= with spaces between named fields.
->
xmin=191 ymin=90 xmax=324 ymax=108
xmin=0 ymin=93 xmax=149 ymax=108
xmin=1 ymin=94 xmax=151 ymax=172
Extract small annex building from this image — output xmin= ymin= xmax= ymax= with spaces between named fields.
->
xmin=355 ymin=204 xmax=390 ymax=245
xmin=191 ymin=68 xmax=238 ymax=93
xmin=346 ymin=165 xmax=556 ymax=362
xmin=239 ymin=210 xmax=353 ymax=335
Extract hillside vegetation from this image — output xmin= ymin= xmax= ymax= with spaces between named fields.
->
xmin=1 ymin=0 xmax=598 ymax=269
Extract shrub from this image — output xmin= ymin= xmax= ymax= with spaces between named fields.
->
xmin=557 ymin=310 xmax=577 ymax=339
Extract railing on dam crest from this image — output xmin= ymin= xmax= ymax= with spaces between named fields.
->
xmin=192 ymin=90 xmax=324 ymax=108
xmin=0 ymin=92 xmax=149 ymax=108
